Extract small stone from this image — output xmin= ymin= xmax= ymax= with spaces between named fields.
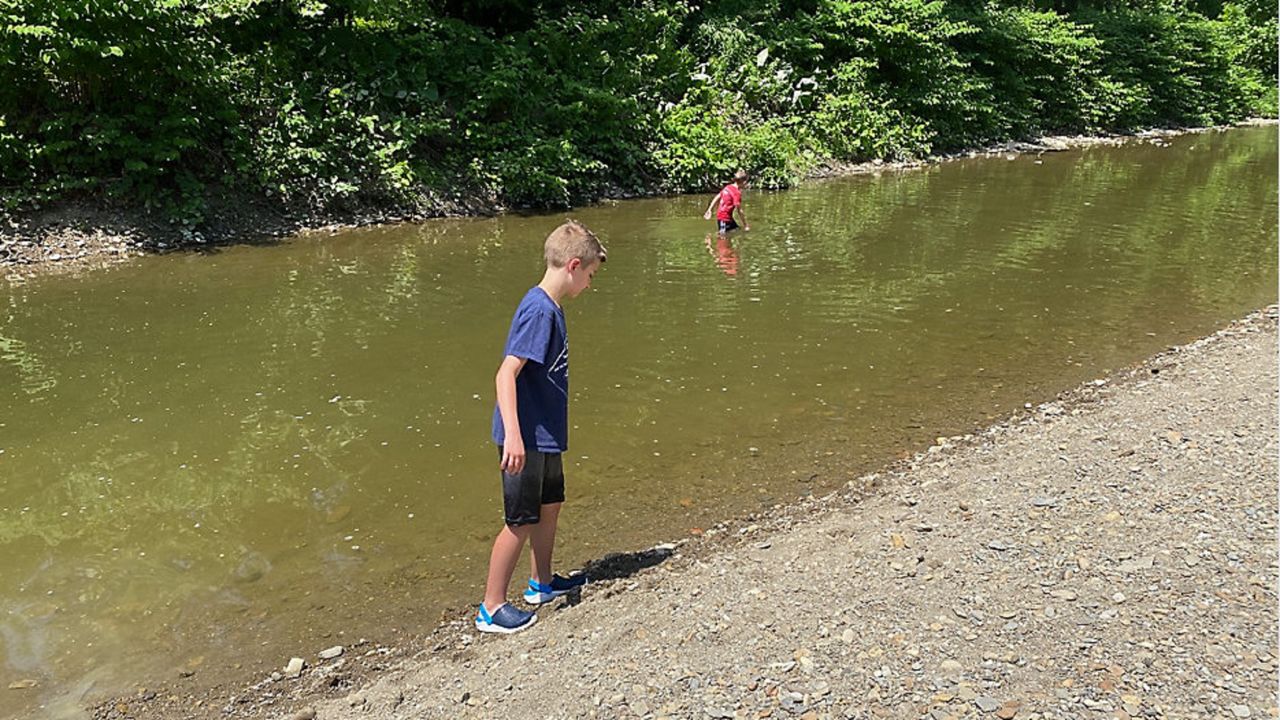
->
xmin=842 ymin=629 xmax=855 ymax=643
xmin=284 ymin=657 xmax=305 ymax=678
xmin=7 ymin=679 xmax=36 ymax=690
xmin=996 ymin=701 xmax=1021 ymax=719
xmin=1231 ymin=705 xmax=1252 ymax=718
xmin=975 ymin=696 xmax=1001 ymax=712
xmin=286 ymin=710 xmax=316 ymax=720
xmin=318 ymin=645 xmax=344 ymax=660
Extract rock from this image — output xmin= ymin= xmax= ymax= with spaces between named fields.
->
xmin=286 ymin=710 xmax=316 ymax=720
xmin=318 ymin=646 xmax=344 ymax=660
xmin=7 ymin=679 xmax=36 ymax=690
xmin=996 ymin=701 xmax=1021 ymax=718
xmin=1117 ymin=556 xmax=1155 ymax=573
xmin=779 ymin=691 xmax=806 ymax=714
xmin=938 ymin=659 xmax=964 ymax=678
xmin=975 ymin=696 xmax=1001 ymax=712
xmin=284 ymin=657 xmax=305 ymax=678
xmin=1231 ymin=706 xmax=1252 ymax=718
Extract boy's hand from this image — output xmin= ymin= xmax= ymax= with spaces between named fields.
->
xmin=501 ymin=437 xmax=526 ymax=475
xmin=744 ymin=224 xmax=751 ymax=231
xmin=703 ymin=211 xmax=712 ymax=220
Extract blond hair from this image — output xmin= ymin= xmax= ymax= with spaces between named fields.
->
xmin=544 ymin=220 xmax=607 ymax=268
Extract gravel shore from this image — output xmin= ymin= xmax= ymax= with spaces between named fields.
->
xmin=107 ymin=306 xmax=1274 ymax=720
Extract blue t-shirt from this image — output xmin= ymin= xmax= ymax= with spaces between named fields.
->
xmin=492 ymin=287 xmax=569 ymax=453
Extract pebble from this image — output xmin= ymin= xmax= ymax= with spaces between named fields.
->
xmin=975 ymin=696 xmax=1001 ymax=712
xmin=318 ymin=646 xmax=344 ymax=660
xmin=284 ymin=657 xmax=305 ymax=678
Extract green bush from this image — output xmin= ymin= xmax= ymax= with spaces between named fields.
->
xmin=1 ymin=0 xmax=1274 ymax=224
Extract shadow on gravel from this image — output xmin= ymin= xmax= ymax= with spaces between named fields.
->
xmin=582 ymin=545 xmax=674 ymax=583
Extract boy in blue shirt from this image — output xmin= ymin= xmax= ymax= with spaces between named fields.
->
xmin=477 ymin=220 xmax=606 ymax=634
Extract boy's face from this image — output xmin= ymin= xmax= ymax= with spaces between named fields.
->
xmin=566 ymin=258 xmax=600 ymax=298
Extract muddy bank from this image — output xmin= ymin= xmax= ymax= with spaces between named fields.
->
xmin=4 ymin=120 xmax=1274 ymax=281
xmin=86 ymin=307 xmax=1278 ymax=720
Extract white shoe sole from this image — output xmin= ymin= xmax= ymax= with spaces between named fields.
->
xmin=475 ymin=613 xmax=537 ymax=634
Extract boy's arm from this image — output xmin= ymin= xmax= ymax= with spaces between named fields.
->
xmin=495 ymin=354 xmax=528 ymax=473
xmin=736 ymin=203 xmax=750 ymax=231
xmin=703 ymin=194 xmax=720 ymax=220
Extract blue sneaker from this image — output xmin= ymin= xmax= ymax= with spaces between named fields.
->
xmin=475 ymin=603 xmax=536 ymax=634
xmin=523 ymin=573 xmax=588 ymax=605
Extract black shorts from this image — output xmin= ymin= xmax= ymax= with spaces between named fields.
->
xmin=717 ymin=219 xmax=739 ymax=233
xmin=499 ymin=448 xmax=566 ymax=526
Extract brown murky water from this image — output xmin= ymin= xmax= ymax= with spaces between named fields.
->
xmin=1 ymin=127 xmax=1275 ymax=717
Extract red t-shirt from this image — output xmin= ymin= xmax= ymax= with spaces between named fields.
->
xmin=716 ymin=184 xmax=741 ymax=221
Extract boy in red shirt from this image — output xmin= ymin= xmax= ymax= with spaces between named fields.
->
xmin=703 ymin=170 xmax=751 ymax=235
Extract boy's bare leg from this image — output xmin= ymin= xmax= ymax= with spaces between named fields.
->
xmin=484 ymin=523 xmax=532 ymax=612
xmin=528 ymin=501 xmax=562 ymax=585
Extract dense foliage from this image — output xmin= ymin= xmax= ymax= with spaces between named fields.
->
xmin=1 ymin=0 xmax=1275 ymax=223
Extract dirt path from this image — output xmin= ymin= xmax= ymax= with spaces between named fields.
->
xmin=111 ymin=307 xmax=1274 ymax=720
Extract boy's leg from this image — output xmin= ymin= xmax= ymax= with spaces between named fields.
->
xmin=483 ymin=448 xmax=547 ymax=612
xmin=528 ymin=501 xmax=562 ymax=585
xmin=527 ymin=453 xmax=566 ymax=585
xmin=484 ymin=523 xmax=532 ymax=612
